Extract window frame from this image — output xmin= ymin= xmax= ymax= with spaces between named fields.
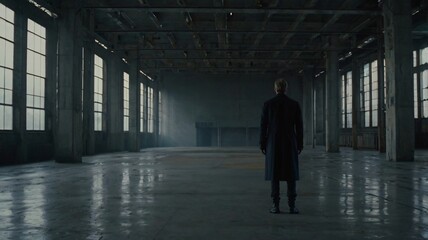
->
xmin=360 ymin=60 xmax=378 ymax=128
xmin=123 ymin=72 xmax=129 ymax=132
xmin=93 ymin=54 xmax=104 ymax=132
xmin=0 ymin=3 xmax=14 ymax=131
xmin=26 ymin=18 xmax=47 ymax=131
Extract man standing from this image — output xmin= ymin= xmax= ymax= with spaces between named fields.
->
xmin=260 ymin=78 xmax=303 ymax=214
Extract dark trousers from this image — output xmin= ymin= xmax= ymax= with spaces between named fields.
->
xmin=271 ymin=180 xmax=297 ymax=207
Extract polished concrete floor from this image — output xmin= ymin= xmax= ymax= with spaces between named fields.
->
xmin=1 ymin=147 xmax=428 ymax=240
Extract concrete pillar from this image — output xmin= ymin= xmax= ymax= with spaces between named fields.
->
xmin=325 ymin=36 xmax=340 ymax=152
xmin=153 ymin=74 xmax=160 ymax=147
xmin=46 ymin=21 xmax=58 ymax=153
xmin=128 ymin=59 xmax=140 ymax=152
xmin=82 ymin=43 xmax=95 ymax=155
xmin=107 ymin=55 xmax=123 ymax=151
xmin=55 ymin=2 xmax=83 ymax=163
xmin=81 ymin=9 xmax=95 ymax=155
xmin=303 ymin=65 xmax=315 ymax=147
xmin=383 ymin=0 xmax=414 ymax=161
xmin=12 ymin=4 xmax=28 ymax=163
xmin=377 ymin=29 xmax=386 ymax=153
xmin=351 ymin=58 xmax=360 ymax=150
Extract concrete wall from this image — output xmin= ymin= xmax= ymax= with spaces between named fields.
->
xmin=159 ymin=72 xmax=303 ymax=147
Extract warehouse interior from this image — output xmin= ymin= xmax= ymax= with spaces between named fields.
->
xmin=0 ymin=0 xmax=428 ymax=239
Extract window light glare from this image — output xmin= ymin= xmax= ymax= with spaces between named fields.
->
xmin=95 ymin=39 xmax=108 ymax=50
xmin=139 ymin=70 xmax=154 ymax=81
xmin=28 ymin=0 xmax=58 ymax=18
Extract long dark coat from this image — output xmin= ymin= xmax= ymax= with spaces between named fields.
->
xmin=259 ymin=93 xmax=303 ymax=181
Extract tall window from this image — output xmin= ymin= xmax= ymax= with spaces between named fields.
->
xmin=360 ymin=60 xmax=378 ymax=127
xmin=414 ymin=51 xmax=418 ymax=118
xmin=371 ymin=61 xmax=378 ymax=127
xmin=26 ymin=19 xmax=46 ymax=130
xmin=123 ymin=72 xmax=129 ymax=131
xmin=421 ymin=47 xmax=428 ymax=118
xmin=0 ymin=4 xmax=14 ymax=130
xmin=341 ymin=71 xmax=352 ymax=128
xmin=139 ymin=83 xmax=145 ymax=133
xmin=148 ymin=86 xmax=154 ymax=133
xmin=94 ymin=54 xmax=104 ymax=131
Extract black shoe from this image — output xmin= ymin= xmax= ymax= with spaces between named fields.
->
xmin=289 ymin=207 xmax=299 ymax=214
xmin=270 ymin=204 xmax=280 ymax=214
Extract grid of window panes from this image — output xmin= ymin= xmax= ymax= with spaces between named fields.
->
xmin=26 ymin=19 xmax=46 ymax=131
xmin=341 ymin=75 xmax=346 ymax=128
xmin=419 ymin=47 xmax=428 ymax=118
xmin=148 ymin=87 xmax=154 ymax=133
xmin=421 ymin=47 xmax=428 ymax=118
xmin=361 ymin=63 xmax=371 ymax=127
xmin=414 ymin=51 xmax=418 ymax=118
xmin=371 ymin=60 xmax=378 ymax=127
xmin=139 ymin=82 xmax=145 ymax=133
xmin=345 ymin=71 xmax=352 ymax=128
xmin=0 ymin=4 xmax=14 ymax=130
xmin=94 ymin=54 xmax=104 ymax=131
xmin=123 ymin=72 xmax=129 ymax=131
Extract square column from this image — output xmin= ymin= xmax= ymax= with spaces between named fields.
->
xmin=55 ymin=5 xmax=83 ymax=163
xmin=107 ymin=55 xmax=123 ymax=151
xmin=377 ymin=32 xmax=386 ymax=153
xmin=383 ymin=0 xmax=414 ymax=161
xmin=128 ymin=59 xmax=140 ymax=152
xmin=82 ymin=43 xmax=95 ymax=155
xmin=351 ymin=58 xmax=361 ymax=150
xmin=12 ymin=5 xmax=28 ymax=163
xmin=303 ymin=65 xmax=314 ymax=147
xmin=325 ymin=36 xmax=340 ymax=152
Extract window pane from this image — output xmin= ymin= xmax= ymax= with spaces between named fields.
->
xmin=34 ymin=108 xmax=40 ymax=129
xmin=4 ymin=89 xmax=11 ymax=104
xmin=0 ymin=105 xmax=3 ymax=128
xmin=5 ymin=6 xmax=13 ymax=23
xmin=34 ymin=77 xmax=41 ymax=96
xmin=26 ymin=108 xmax=33 ymax=130
xmin=5 ymin=22 xmax=13 ymax=42
xmin=27 ymin=33 xmax=34 ymax=51
xmin=424 ymin=102 xmax=428 ymax=118
xmin=26 ymin=95 xmax=33 ymax=107
xmin=5 ymin=41 xmax=13 ymax=68
xmin=4 ymin=68 xmax=12 ymax=89
xmin=0 ymin=89 xmax=4 ymax=104
xmin=372 ymin=113 xmax=378 ymax=127
xmin=40 ymin=55 xmax=46 ymax=77
xmin=421 ymin=47 xmax=428 ymax=65
xmin=365 ymin=112 xmax=370 ymax=127
xmin=0 ymin=39 xmax=4 ymax=67
xmin=5 ymin=105 xmax=14 ymax=130
xmin=40 ymin=110 xmax=45 ymax=130
xmin=0 ymin=19 xmax=5 ymax=38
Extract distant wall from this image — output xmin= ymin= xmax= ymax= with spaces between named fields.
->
xmin=159 ymin=72 xmax=303 ymax=147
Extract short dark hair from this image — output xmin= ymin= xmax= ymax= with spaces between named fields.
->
xmin=274 ymin=78 xmax=288 ymax=93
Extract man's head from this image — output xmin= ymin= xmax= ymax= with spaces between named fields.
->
xmin=274 ymin=78 xmax=288 ymax=94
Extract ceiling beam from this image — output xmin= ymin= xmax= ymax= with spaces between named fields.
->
xmin=112 ymin=46 xmax=372 ymax=52
xmin=214 ymin=0 xmax=228 ymax=49
xmin=83 ymin=7 xmax=382 ymax=15
xmin=177 ymin=0 xmax=211 ymax=67
xmin=137 ymin=57 xmax=321 ymax=60
xmin=272 ymin=0 xmax=319 ymax=74
xmin=94 ymin=29 xmax=375 ymax=34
